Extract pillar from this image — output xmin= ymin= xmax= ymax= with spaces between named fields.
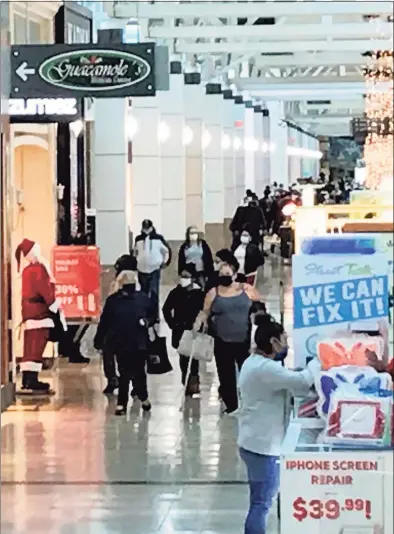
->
xmin=222 ymin=90 xmax=236 ymax=247
xmin=131 ymin=96 xmax=161 ymax=235
xmin=262 ymin=108 xmax=271 ymax=188
xmin=184 ymin=73 xmax=204 ymax=232
xmin=244 ymin=101 xmax=255 ymax=194
xmin=267 ymin=101 xmax=289 ymax=188
xmin=234 ymin=96 xmax=246 ymax=206
xmin=253 ymin=105 xmax=265 ymax=197
xmin=158 ymin=60 xmax=186 ymax=284
xmin=94 ymin=98 xmax=130 ymax=267
xmin=203 ymin=83 xmax=225 ymax=252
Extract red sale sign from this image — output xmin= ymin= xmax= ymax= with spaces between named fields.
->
xmin=52 ymin=246 xmax=101 ymax=319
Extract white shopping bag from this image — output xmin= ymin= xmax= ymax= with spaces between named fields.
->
xmin=79 ymin=324 xmax=100 ymax=359
xmin=191 ymin=332 xmax=214 ymax=363
xmin=178 ymin=330 xmax=194 ymax=357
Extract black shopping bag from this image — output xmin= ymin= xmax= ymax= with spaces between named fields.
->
xmin=147 ymin=334 xmax=173 ymax=375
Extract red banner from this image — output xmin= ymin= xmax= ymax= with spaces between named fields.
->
xmin=52 ymin=246 xmax=101 ymax=319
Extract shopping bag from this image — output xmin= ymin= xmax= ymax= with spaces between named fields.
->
xmin=147 ymin=333 xmax=173 ymax=375
xmin=178 ymin=330 xmax=194 ymax=357
xmin=191 ymin=332 xmax=214 ymax=363
xmin=79 ymin=324 xmax=100 ymax=359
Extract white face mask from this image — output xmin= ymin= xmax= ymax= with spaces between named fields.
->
xmin=189 ymin=233 xmax=199 ymax=242
xmin=180 ymin=278 xmax=192 ymax=288
xmin=214 ymin=261 xmax=221 ymax=271
xmin=240 ymin=236 xmax=250 ymax=245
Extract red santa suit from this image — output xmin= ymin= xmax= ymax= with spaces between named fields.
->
xmin=15 ymin=239 xmax=59 ymax=373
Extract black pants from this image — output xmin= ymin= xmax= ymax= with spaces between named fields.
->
xmin=103 ymin=345 xmax=117 ymax=383
xmin=116 ymin=351 xmax=148 ymax=407
xmin=214 ymin=338 xmax=250 ymax=413
xmin=179 ymin=354 xmax=199 ymax=386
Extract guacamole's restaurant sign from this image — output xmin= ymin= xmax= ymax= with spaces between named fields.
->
xmin=10 ymin=43 xmax=155 ymax=98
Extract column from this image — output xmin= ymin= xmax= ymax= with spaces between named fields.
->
xmin=267 ymin=101 xmax=289 ymax=188
xmin=253 ymin=105 xmax=265 ymax=197
xmin=203 ymin=83 xmax=225 ymax=251
xmin=262 ymin=108 xmax=271 ymax=187
xmin=158 ymin=60 xmax=186 ymax=283
xmin=184 ymin=73 xmax=204 ymax=231
xmin=94 ymin=98 xmax=130 ymax=266
xmin=131 ymin=96 xmax=161 ymax=234
xmin=244 ymin=101 xmax=255 ymax=194
xmin=233 ymin=96 xmax=246 ymax=206
xmin=222 ymin=89 xmax=236 ymax=246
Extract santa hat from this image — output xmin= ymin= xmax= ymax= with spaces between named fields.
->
xmin=15 ymin=238 xmax=35 ymax=272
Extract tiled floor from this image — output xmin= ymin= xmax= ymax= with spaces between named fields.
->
xmin=1 ymin=260 xmax=291 ymax=534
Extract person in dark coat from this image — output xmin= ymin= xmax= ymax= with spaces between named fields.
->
xmin=162 ymin=264 xmax=205 ymax=396
xmin=178 ymin=226 xmax=214 ymax=288
xmin=230 ymin=204 xmax=247 ymax=248
xmin=231 ymin=225 xmax=265 ymax=283
xmin=94 ymin=262 xmax=155 ymax=416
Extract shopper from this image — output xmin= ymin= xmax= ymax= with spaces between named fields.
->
xmin=205 ymin=248 xmax=238 ymax=293
xmin=178 ymin=226 xmax=214 ymax=288
xmin=162 ymin=263 xmax=205 ymax=396
xmin=231 ymin=225 xmax=265 ymax=281
xmin=238 ymin=313 xmax=320 ymax=534
xmin=134 ymin=219 xmax=172 ymax=321
xmin=196 ymin=256 xmax=261 ymax=414
xmin=101 ymin=253 xmax=138 ymax=395
xmin=94 ymin=264 xmax=154 ymax=415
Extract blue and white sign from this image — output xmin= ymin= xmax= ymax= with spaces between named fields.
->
xmin=293 ymin=253 xmax=389 ymax=367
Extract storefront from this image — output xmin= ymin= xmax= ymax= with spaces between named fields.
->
xmin=8 ymin=1 xmax=62 ymax=371
xmin=1 ymin=0 xmax=13 ymax=409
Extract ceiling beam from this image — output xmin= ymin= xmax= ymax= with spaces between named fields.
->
xmin=290 ymin=115 xmax=361 ymax=124
xmin=176 ymin=39 xmax=391 ymax=55
xmin=112 ymin=1 xmax=393 ymax=20
xmin=248 ymin=82 xmax=366 ymax=100
xmin=237 ymin=74 xmax=363 ymax=86
xmin=149 ymin=22 xmax=393 ymax=40
xmin=253 ymin=53 xmax=368 ymax=68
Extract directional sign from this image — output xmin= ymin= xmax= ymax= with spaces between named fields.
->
xmin=11 ymin=43 xmax=156 ymax=98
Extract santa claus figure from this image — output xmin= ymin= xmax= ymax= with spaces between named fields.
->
xmin=15 ymin=238 xmax=67 ymax=392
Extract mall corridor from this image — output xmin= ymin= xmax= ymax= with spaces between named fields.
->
xmin=1 ymin=264 xmax=292 ymax=534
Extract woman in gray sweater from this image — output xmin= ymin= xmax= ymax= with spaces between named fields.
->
xmin=237 ymin=313 xmax=320 ymax=534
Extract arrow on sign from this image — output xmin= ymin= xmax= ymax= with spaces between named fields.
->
xmin=16 ymin=61 xmax=36 ymax=82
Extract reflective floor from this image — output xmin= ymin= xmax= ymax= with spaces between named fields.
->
xmin=1 ymin=261 xmax=292 ymax=534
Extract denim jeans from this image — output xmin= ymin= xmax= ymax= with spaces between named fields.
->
xmin=138 ymin=269 xmax=161 ymax=320
xmin=239 ymin=448 xmax=280 ymax=534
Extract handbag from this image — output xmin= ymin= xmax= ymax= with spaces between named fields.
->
xmin=191 ymin=331 xmax=214 ymax=363
xmin=48 ymin=310 xmax=65 ymax=342
xmin=178 ymin=330 xmax=194 ymax=357
xmin=146 ymin=331 xmax=173 ymax=375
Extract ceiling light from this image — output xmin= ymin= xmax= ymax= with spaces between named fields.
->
xmin=222 ymin=134 xmax=231 ymax=150
xmin=182 ymin=125 xmax=193 ymax=146
xmin=202 ymin=129 xmax=212 ymax=149
xmin=158 ymin=121 xmax=170 ymax=143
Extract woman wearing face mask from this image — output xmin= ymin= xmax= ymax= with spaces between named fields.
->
xmin=163 ymin=264 xmax=205 ymax=396
xmin=195 ymin=257 xmax=261 ymax=414
xmin=238 ymin=313 xmax=320 ymax=534
xmin=178 ymin=227 xmax=214 ymax=289
xmin=232 ymin=225 xmax=265 ymax=284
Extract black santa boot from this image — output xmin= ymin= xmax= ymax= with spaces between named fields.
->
xmin=24 ymin=371 xmax=50 ymax=392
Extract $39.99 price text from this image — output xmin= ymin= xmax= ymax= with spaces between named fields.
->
xmin=293 ymin=497 xmax=372 ymax=523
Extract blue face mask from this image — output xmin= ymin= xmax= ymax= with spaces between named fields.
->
xmin=275 ymin=347 xmax=288 ymax=362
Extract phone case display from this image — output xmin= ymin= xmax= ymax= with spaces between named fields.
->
xmin=318 ymin=337 xmax=384 ymax=371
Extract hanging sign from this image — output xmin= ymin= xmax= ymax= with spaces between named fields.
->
xmin=52 ymin=246 xmax=101 ymax=319
xmin=11 ymin=43 xmax=155 ymax=98
xmin=292 ymin=248 xmax=389 ymax=367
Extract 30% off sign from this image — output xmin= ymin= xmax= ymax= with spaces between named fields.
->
xmin=293 ymin=497 xmax=372 ymax=522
